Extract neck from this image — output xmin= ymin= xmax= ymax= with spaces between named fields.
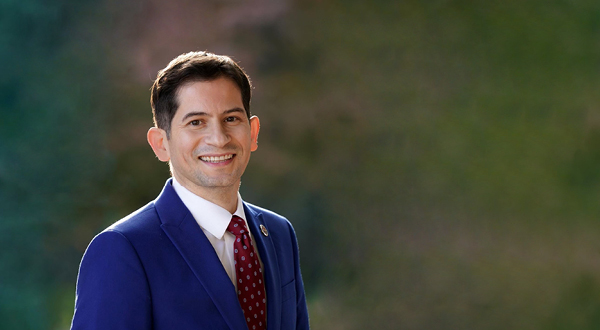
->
xmin=173 ymin=175 xmax=239 ymax=213
xmin=201 ymin=188 xmax=239 ymax=214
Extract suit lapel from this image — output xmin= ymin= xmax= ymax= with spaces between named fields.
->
xmin=244 ymin=203 xmax=282 ymax=330
xmin=154 ymin=180 xmax=247 ymax=330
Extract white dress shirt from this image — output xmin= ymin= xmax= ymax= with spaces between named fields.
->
xmin=171 ymin=177 xmax=262 ymax=289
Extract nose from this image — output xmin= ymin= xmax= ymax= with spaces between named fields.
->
xmin=204 ymin=122 xmax=231 ymax=147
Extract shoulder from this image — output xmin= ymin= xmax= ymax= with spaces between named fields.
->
xmin=82 ymin=201 xmax=165 ymax=264
xmin=244 ymin=202 xmax=293 ymax=229
xmin=105 ymin=202 xmax=160 ymax=234
xmin=244 ymin=202 xmax=298 ymax=238
xmin=85 ymin=202 xmax=162 ymax=253
xmin=245 ymin=202 xmax=287 ymax=221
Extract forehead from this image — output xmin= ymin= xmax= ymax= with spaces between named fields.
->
xmin=174 ymin=77 xmax=243 ymax=117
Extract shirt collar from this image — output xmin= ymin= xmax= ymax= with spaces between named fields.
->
xmin=171 ymin=177 xmax=247 ymax=240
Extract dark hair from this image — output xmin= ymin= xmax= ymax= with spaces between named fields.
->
xmin=150 ymin=51 xmax=252 ymax=137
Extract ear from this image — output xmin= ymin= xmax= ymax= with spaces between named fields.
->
xmin=249 ymin=115 xmax=260 ymax=152
xmin=147 ymin=127 xmax=171 ymax=162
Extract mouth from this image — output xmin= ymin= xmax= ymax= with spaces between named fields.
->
xmin=198 ymin=154 xmax=234 ymax=163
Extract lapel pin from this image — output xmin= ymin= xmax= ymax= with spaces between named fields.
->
xmin=260 ymin=224 xmax=269 ymax=237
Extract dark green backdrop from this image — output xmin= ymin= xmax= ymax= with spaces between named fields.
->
xmin=2 ymin=0 xmax=600 ymax=329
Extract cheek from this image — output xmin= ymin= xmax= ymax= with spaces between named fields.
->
xmin=170 ymin=135 xmax=197 ymax=158
xmin=232 ymin=129 xmax=252 ymax=145
xmin=179 ymin=132 xmax=200 ymax=149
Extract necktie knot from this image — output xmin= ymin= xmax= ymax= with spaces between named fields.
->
xmin=227 ymin=215 xmax=248 ymax=237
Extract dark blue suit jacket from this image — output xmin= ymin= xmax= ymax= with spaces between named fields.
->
xmin=71 ymin=179 xmax=309 ymax=329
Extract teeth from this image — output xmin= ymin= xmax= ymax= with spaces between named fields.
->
xmin=200 ymin=154 xmax=233 ymax=163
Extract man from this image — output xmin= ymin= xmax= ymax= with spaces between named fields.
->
xmin=71 ymin=51 xmax=310 ymax=330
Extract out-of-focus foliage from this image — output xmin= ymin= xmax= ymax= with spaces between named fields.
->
xmin=2 ymin=0 xmax=600 ymax=329
xmin=0 ymin=0 xmax=112 ymax=328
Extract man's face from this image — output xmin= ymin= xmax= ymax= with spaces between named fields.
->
xmin=162 ymin=77 xmax=259 ymax=195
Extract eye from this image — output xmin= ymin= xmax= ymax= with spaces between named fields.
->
xmin=225 ymin=116 xmax=239 ymax=123
xmin=190 ymin=119 xmax=201 ymax=126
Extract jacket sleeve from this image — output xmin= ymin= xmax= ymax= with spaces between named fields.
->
xmin=71 ymin=230 xmax=152 ymax=330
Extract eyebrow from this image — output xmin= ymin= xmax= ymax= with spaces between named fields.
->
xmin=181 ymin=107 xmax=246 ymax=122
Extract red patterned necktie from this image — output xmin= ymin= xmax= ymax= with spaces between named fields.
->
xmin=227 ymin=216 xmax=267 ymax=330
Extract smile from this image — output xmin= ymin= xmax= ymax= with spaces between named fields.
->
xmin=199 ymin=154 xmax=234 ymax=163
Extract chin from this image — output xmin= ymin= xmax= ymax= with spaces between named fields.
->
xmin=195 ymin=177 xmax=239 ymax=189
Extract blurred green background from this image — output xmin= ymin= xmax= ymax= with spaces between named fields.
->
xmin=2 ymin=0 xmax=600 ymax=329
